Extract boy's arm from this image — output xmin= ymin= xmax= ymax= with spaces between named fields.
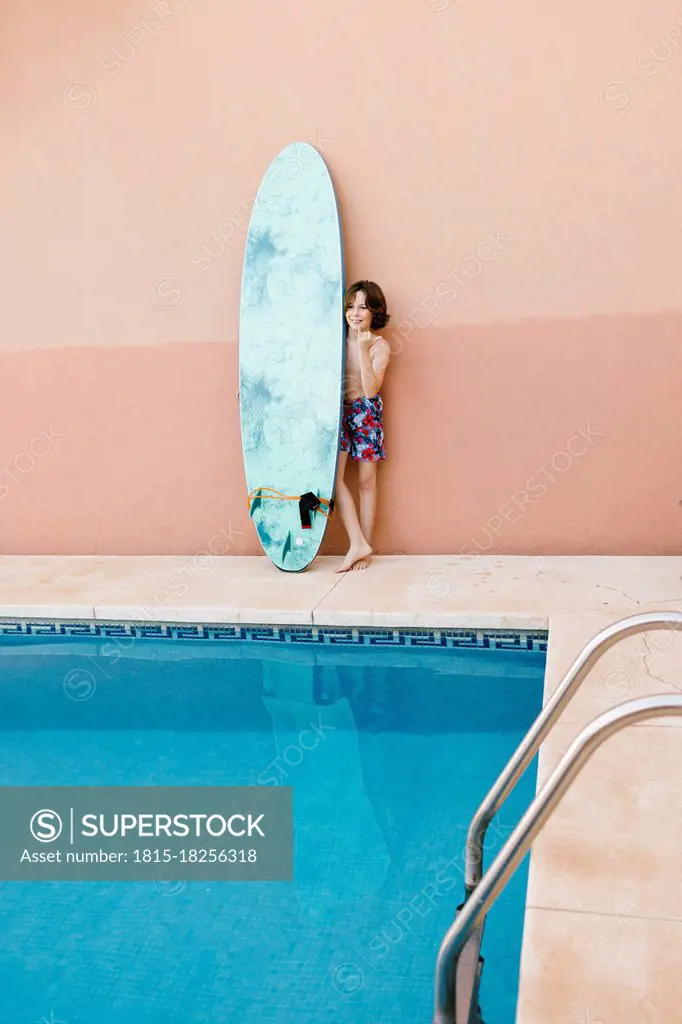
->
xmin=358 ymin=335 xmax=391 ymax=398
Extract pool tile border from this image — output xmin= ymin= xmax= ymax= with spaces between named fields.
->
xmin=0 ymin=618 xmax=548 ymax=652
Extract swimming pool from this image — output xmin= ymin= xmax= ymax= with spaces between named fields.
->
xmin=0 ymin=625 xmax=546 ymax=1024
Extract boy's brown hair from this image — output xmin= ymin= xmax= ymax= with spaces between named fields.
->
xmin=344 ymin=280 xmax=391 ymax=332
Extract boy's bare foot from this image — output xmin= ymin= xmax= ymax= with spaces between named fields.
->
xmin=353 ymin=553 xmax=373 ymax=571
xmin=335 ymin=542 xmax=373 ymax=573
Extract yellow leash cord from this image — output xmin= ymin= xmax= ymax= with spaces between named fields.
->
xmin=247 ymin=487 xmax=334 ymax=524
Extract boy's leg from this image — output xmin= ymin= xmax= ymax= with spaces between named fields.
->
xmin=334 ymin=452 xmax=372 ymax=573
xmin=353 ymin=396 xmax=384 ymax=570
xmin=354 ymin=460 xmax=379 ymax=570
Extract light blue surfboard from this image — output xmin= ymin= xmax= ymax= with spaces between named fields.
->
xmin=239 ymin=142 xmax=345 ymax=572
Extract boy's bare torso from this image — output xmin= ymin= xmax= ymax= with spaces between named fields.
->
xmin=344 ymin=333 xmax=387 ymax=400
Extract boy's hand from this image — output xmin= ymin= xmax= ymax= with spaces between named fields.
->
xmin=357 ymin=330 xmax=373 ymax=347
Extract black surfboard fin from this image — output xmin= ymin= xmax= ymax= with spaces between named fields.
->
xmin=249 ymin=494 xmax=262 ymax=517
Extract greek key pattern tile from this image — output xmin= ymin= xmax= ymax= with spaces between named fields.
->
xmin=0 ymin=619 xmax=548 ymax=652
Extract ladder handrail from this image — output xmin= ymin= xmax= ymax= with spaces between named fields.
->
xmin=434 ymin=693 xmax=682 ymax=1024
xmin=465 ymin=611 xmax=682 ymax=891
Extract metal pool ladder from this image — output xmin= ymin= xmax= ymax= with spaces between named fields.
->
xmin=433 ymin=611 xmax=682 ymax=1024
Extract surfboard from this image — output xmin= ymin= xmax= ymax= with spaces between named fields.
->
xmin=238 ymin=142 xmax=345 ymax=572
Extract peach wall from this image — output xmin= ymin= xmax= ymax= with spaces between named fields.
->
xmin=1 ymin=0 xmax=681 ymax=555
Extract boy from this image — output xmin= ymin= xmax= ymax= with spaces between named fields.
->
xmin=334 ymin=281 xmax=391 ymax=572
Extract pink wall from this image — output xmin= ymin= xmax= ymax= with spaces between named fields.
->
xmin=1 ymin=0 xmax=681 ymax=556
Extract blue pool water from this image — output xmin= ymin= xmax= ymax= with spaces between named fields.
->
xmin=0 ymin=632 xmax=545 ymax=1024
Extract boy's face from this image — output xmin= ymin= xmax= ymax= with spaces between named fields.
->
xmin=346 ymin=291 xmax=373 ymax=333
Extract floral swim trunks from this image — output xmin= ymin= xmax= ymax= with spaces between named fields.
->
xmin=340 ymin=394 xmax=385 ymax=462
